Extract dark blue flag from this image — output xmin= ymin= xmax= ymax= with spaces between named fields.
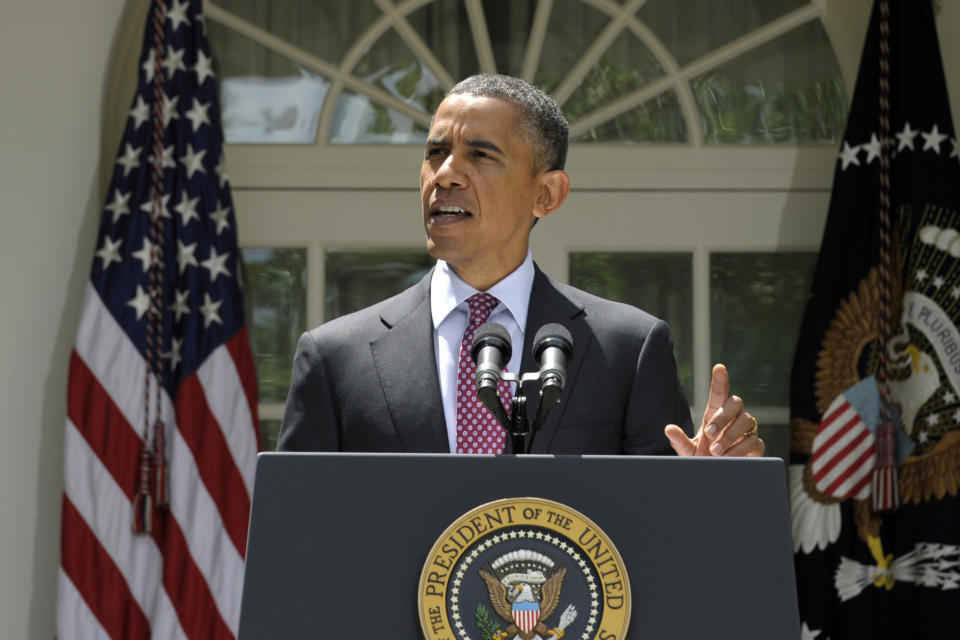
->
xmin=790 ymin=1 xmax=960 ymax=638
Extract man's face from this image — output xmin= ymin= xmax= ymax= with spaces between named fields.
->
xmin=421 ymin=93 xmax=544 ymax=289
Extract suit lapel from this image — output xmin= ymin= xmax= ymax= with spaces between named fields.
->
xmin=369 ymin=275 xmax=449 ymax=452
xmin=517 ymin=266 xmax=592 ymax=453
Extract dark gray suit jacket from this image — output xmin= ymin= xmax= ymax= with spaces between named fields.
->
xmin=277 ymin=265 xmax=693 ymax=454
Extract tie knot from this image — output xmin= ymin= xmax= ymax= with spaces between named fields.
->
xmin=466 ymin=292 xmax=500 ymax=326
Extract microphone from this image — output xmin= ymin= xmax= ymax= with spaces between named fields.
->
xmin=532 ymin=323 xmax=574 ymax=407
xmin=471 ymin=322 xmax=512 ymax=413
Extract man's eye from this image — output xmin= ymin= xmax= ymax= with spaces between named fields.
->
xmin=425 ymin=148 xmax=446 ymax=158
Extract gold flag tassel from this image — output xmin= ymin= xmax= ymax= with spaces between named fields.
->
xmin=132 ymin=446 xmax=153 ymax=533
xmin=152 ymin=418 xmax=169 ymax=508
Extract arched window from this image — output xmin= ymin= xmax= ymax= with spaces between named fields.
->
xmin=206 ymin=0 xmax=845 ymax=146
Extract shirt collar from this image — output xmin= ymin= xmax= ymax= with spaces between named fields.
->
xmin=431 ymin=252 xmax=535 ymax=330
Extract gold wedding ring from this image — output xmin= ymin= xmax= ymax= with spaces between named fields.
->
xmin=745 ymin=415 xmax=759 ymax=437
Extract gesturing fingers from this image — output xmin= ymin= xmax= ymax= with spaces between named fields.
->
xmin=724 ymin=429 xmax=765 ymax=457
xmin=664 ymin=424 xmax=697 ymax=456
xmin=703 ymin=395 xmax=750 ymax=456
xmin=702 ymin=363 xmax=730 ymax=427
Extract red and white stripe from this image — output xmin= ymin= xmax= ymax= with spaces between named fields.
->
xmin=58 ymin=284 xmax=259 ymax=639
xmin=811 ymin=395 xmax=876 ymax=499
xmin=513 ymin=608 xmax=540 ymax=633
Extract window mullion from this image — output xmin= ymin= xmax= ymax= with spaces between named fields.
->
xmin=677 ymin=4 xmax=821 ymax=83
xmin=619 ymin=18 xmax=702 ymax=147
xmin=206 ymin=3 xmax=342 ymax=80
xmin=258 ymin=403 xmax=285 ymax=422
xmin=464 ymin=0 xmax=497 ymax=73
xmin=205 ymin=2 xmax=432 ymax=139
xmin=750 ymin=407 xmax=791 ymax=426
xmin=373 ymin=0 xmax=456 ymax=89
xmin=552 ymin=0 xmax=645 ymax=107
xmin=318 ymin=8 xmax=397 ymax=144
xmin=308 ymin=241 xmax=324 ymax=328
xmin=568 ymin=76 xmax=673 ymax=139
xmin=520 ymin=0 xmax=554 ymax=82
xmin=693 ymin=244 xmax=711 ymax=416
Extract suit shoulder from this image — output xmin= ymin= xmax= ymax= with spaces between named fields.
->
xmin=305 ymin=304 xmax=382 ymax=345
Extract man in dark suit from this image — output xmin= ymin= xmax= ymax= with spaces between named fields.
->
xmin=278 ymin=74 xmax=764 ymax=458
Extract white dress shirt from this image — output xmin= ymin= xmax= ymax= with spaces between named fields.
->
xmin=430 ymin=252 xmax=534 ymax=452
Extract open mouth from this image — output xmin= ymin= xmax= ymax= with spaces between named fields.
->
xmin=430 ymin=204 xmax=472 ymax=222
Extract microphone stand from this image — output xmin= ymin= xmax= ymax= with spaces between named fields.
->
xmin=510 ymin=391 xmax=529 ymax=454
xmin=499 ymin=372 xmax=559 ymax=454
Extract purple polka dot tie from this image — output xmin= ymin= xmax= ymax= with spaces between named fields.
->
xmin=456 ymin=293 xmax=511 ymax=454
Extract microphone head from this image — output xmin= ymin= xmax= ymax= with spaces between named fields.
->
xmin=532 ymin=323 xmax=573 ymax=360
xmin=471 ymin=322 xmax=513 ymax=364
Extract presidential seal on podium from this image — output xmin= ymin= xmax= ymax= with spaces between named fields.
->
xmin=418 ymin=497 xmax=630 ymax=640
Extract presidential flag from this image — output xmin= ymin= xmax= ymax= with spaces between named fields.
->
xmin=790 ymin=1 xmax=960 ymax=637
xmin=58 ymin=1 xmax=259 ymax=638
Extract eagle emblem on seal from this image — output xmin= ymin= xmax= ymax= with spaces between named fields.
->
xmin=477 ymin=549 xmax=577 ymax=640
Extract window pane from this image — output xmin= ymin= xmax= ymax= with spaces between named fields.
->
xmin=242 ymin=248 xmax=308 ymax=404
xmin=563 ymin=29 xmax=664 ymax=121
xmin=569 ymin=252 xmax=693 ymax=400
xmin=261 ymin=419 xmax=282 ymax=452
xmin=639 ymin=0 xmax=807 ymax=66
xmin=710 ymin=252 xmax=817 ymax=406
xmin=352 ymin=28 xmax=445 ymax=116
xmin=406 ymin=0 xmax=480 ymax=83
xmin=325 ymin=249 xmax=435 ymax=320
xmin=692 ymin=21 xmax=847 ymax=144
xmin=329 ymin=90 xmax=429 ymax=144
xmin=573 ymin=89 xmax=687 ymax=143
xmin=762 ymin=423 xmax=790 ymax=466
xmin=481 ymin=0 xmax=538 ymax=78
xmin=213 ymin=0 xmax=380 ymax=65
xmin=209 ymin=21 xmax=327 ymax=143
xmin=534 ymin=0 xmax=610 ymax=94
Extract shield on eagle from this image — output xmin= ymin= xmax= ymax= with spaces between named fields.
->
xmin=512 ymin=599 xmax=540 ymax=633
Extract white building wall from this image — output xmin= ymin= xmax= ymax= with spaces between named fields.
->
xmin=0 ymin=1 xmax=958 ymax=638
xmin=0 ymin=1 xmax=126 ymax=638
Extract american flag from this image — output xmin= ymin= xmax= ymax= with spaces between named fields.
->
xmin=57 ymin=1 xmax=259 ymax=638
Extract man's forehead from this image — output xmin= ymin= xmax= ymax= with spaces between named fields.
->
xmin=428 ymin=94 xmax=522 ymax=139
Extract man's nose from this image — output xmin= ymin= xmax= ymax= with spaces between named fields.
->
xmin=433 ymin=153 xmax=466 ymax=190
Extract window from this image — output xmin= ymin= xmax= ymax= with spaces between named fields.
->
xmin=207 ymin=0 xmax=844 ymax=146
xmin=569 ymin=251 xmax=694 ymax=399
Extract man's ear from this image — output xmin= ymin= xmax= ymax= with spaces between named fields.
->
xmin=532 ymin=170 xmax=571 ymax=220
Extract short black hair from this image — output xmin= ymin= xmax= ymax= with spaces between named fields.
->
xmin=445 ymin=74 xmax=569 ymax=172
